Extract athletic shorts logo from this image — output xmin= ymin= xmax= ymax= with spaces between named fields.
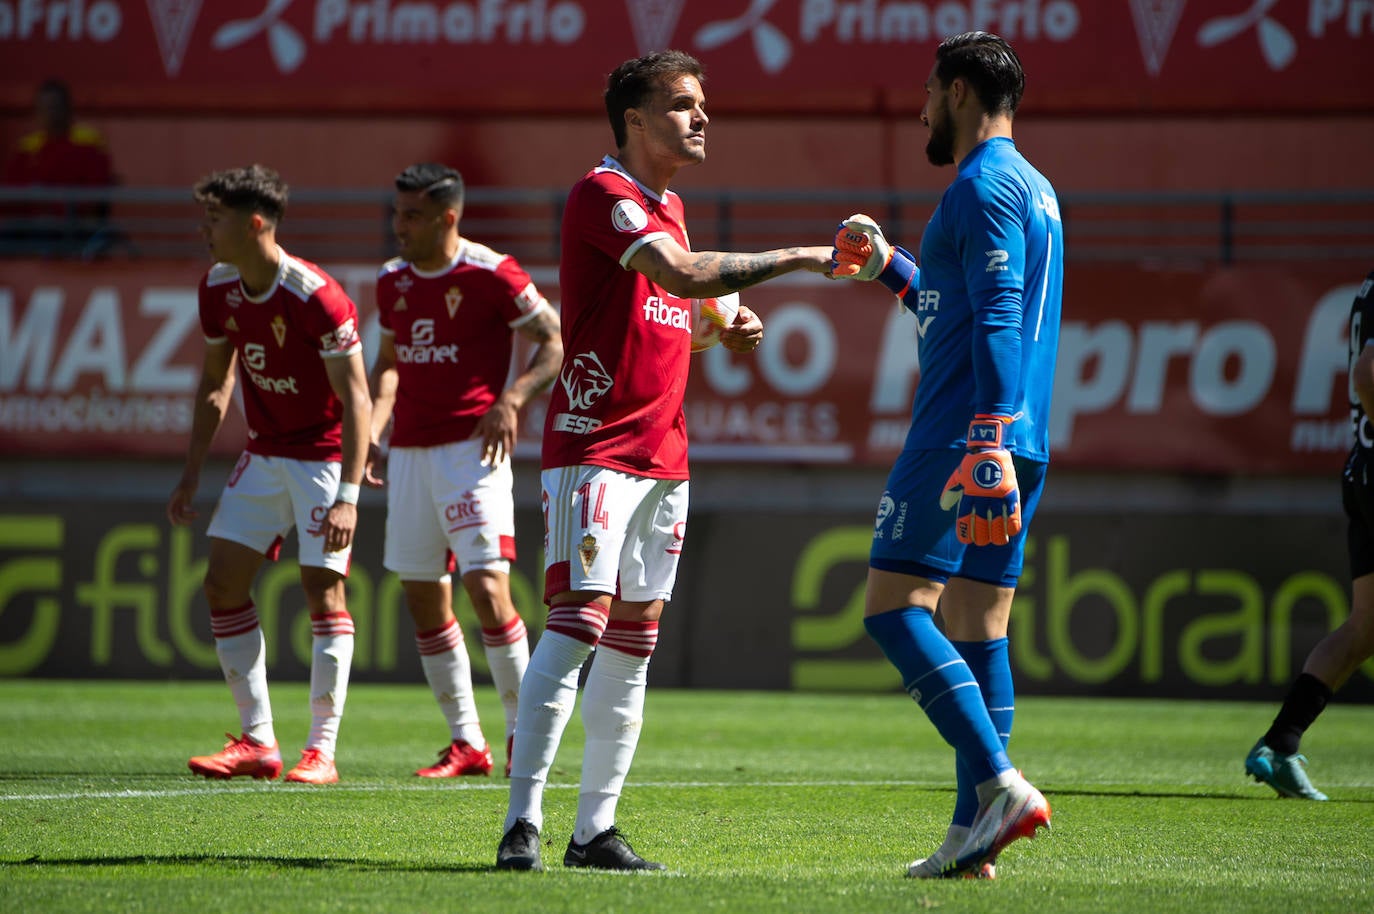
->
xmin=611 ymin=199 xmax=649 ymax=233
xmin=578 ymin=534 xmax=599 ymax=574
xmin=874 ymin=492 xmax=895 ymax=534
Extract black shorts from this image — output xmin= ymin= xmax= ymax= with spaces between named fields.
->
xmin=1341 ymin=446 xmax=1374 ymax=578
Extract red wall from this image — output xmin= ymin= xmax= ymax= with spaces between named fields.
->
xmin=3 ymin=111 xmax=1371 ymax=199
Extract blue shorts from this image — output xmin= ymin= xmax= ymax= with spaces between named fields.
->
xmin=870 ymin=448 xmax=1048 ymax=587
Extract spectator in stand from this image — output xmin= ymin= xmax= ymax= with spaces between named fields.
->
xmin=1 ymin=78 xmax=116 ymax=257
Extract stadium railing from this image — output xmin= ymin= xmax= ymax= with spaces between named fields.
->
xmin=1 ymin=185 xmax=1371 ymax=265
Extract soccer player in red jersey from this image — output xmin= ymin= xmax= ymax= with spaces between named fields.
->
xmin=367 ymin=163 xmax=562 ymax=779
xmin=168 ymin=165 xmax=372 ymax=786
xmin=496 ymin=50 xmax=837 ymax=872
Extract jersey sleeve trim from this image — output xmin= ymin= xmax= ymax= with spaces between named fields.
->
xmin=619 ymin=231 xmax=671 ymax=269
xmin=510 ymin=298 xmax=554 ymax=329
xmin=320 ymin=342 xmax=363 ymax=360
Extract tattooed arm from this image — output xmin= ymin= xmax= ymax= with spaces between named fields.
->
xmin=627 ymin=237 xmax=835 ymax=299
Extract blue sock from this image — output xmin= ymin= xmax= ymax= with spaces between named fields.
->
xmin=951 ymin=638 xmax=1014 ymax=826
xmin=864 ymin=608 xmax=1011 ymax=784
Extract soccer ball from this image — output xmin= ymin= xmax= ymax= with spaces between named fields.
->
xmin=690 ymin=292 xmax=741 ymax=353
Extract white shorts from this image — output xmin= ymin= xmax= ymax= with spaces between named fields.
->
xmin=383 ymin=440 xmax=516 ymax=582
xmin=207 ymin=452 xmax=350 ymax=574
xmin=541 ymin=465 xmax=688 ymax=604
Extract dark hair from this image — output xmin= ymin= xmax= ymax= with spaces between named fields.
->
xmin=36 ymin=79 xmax=72 ymax=110
xmin=193 ymin=164 xmax=289 ymax=224
xmin=394 ymin=162 xmax=465 ymax=209
xmin=934 ymin=31 xmax=1025 ymax=116
xmin=604 ymin=49 xmax=704 ymax=149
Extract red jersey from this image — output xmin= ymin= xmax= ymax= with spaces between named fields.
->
xmin=543 ymin=157 xmax=694 ymax=479
xmin=198 ymin=249 xmax=362 ymax=461
xmin=375 ymin=241 xmax=550 ymax=447
xmin=3 ymin=125 xmax=113 ymax=187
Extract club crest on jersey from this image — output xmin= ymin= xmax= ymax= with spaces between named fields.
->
xmin=445 ymin=287 xmax=463 ymax=318
xmin=578 ymin=534 xmax=599 ymax=574
xmin=226 ymin=287 xmax=242 ymax=308
xmin=394 ymin=295 xmax=408 ymax=312
xmin=271 ymin=315 xmax=287 ymax=347
xmin=560 ymin=352 xmax=614 ymax=411
xmin=395 ymin=273 xmax=414 ymax=293
xmin=612 ymin=199 xmax=649 ymax=233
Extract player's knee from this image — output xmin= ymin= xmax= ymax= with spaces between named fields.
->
xmin=300 ymin=568 xmax=347 ymax=614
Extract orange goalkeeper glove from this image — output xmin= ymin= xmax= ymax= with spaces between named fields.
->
xmin=939 ymin=415 xmax=1022 ymax=546
xmin=831 ymin=213 xmax=893 ymax=280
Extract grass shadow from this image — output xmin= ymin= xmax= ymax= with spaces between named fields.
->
xmin=4 ymin=853 xmax=495 ymax=874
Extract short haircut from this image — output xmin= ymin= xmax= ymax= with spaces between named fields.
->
xmin=604 ymin=49 xmax=705 ymax=149
xmin=36 ymin=79 xmax=71 ymax=110
xmin=934 ymin=31 xmax=1025 ymax=116
xmin=394 ymin=163 xmax=465 ymax=210
xmin=193 ymin=164 xmax=289 ymax=224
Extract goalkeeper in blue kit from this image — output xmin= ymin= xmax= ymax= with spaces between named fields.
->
xmin=832 ymin=31 xmax=1063 ymax=879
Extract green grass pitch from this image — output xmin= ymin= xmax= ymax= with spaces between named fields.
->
xmin=1 ymin=680 xmax=1371 ymax=913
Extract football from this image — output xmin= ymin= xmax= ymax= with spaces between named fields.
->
xmin=690 ymin=292 xmax=741 ymax=353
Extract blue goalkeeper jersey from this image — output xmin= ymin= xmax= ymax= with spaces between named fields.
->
xmin=885 ymin=136 xmax=1063 ymax=461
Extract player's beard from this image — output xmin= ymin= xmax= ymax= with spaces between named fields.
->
xmin=925 ymin=99 xmax=955 ymax=166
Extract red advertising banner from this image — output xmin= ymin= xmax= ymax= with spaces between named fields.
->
xmin=0 ymin=1 xmax=1370 ymax=115
xmin=0 ymin=259 xmax=1360 ymax=473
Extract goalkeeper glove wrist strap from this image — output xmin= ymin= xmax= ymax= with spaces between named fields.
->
xmin=879 ymin=245 xmax=918 ymax=299
xmin=967 ymin=414 xmax=1012 ymax=449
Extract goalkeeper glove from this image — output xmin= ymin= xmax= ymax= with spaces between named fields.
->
xmin=939 ymin=415 xmax=1022 ymax=546
xmin=831 ymin=213 xmax=893 ymax=281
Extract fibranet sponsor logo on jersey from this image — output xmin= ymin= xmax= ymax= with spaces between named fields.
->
xmin=395 ymin=341 xmax=460 ymax=363
xmin=242 ymin=343 xmax=300 ymax=394
xmin=395 ymin=319 xmax=459 ymax=363
xmin=642 ymin=295 xmax=693 ymax=333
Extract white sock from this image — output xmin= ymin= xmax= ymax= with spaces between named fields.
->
xmin=307 ymin=615 xmax=355 ymax=759
xmin=574 ymin=643 xmax=650 ymax=845
xmin=418 ymin=621 xmax=485 ymax=749
xmin=504 ymin=630 xmax=593 ymax=833
xmin=482 ymin=618 xmax=530 ymax=740
xmin=215 ymin=627 xmax=275 ymax=747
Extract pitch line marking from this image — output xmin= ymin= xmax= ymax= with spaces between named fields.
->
xmin=0 ymin=779 xmax=931 ymax=803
